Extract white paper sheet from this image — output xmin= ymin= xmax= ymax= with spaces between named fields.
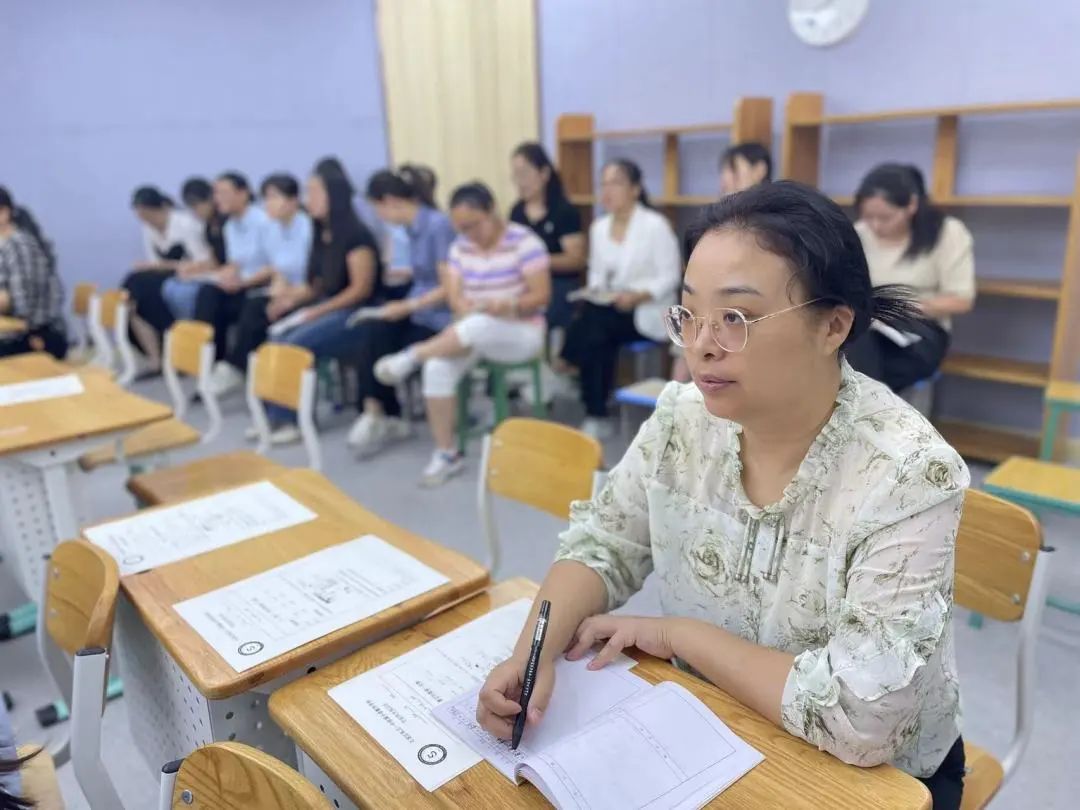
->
xmin=266 ymin=307 xmax=314 ymax=337
xmin=0 ymin=374 xmax=84 ymax=407
xmin=346 ymin=306 xmax=389 ymax=328
xmin=85 ymin=480 xmax=317 ymax=575
xmin=174 ymin=535 xmax=450 ymax=672
xmin=433 ymin=651 xmax=647 ymax=783
xmin=567 ymin=288 xmax=620 ymax=306
xmin=870 ymin=319 xmax=922 ymax=348
xmin=328 ymin=599 xmax=533 ymax=791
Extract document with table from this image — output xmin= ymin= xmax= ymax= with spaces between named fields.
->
xmin=0 ymin=374 xmax=84 ymax=407
xmin=85 ymin=480 xmax=316 ymax=575
xmin=435 ymin=675 xmax=763 ymax=810
xmin=174 ymin=535 xmax=450 ymax=671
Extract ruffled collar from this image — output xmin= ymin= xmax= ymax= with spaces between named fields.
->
xmin=723 ymin=359 xmax=861 ymax=520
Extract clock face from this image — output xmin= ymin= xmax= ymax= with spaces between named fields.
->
xmin=788 ymin=0 xmax=869 ymax=47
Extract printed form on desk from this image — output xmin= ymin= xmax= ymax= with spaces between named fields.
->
xmin=84 ymin=480 xmax=316 ymax=575
xmin=327 ymin=599 xmax=639 ymax=792
xmin=0 ymin=374 xmax=83 ymax=407
xmin=435 ymin=669 xmax=763 ymax=810
xmin=174 ymin=535 xmax=449 ymax=672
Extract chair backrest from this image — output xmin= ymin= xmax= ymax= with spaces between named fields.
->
xmin=169 ymin=742 xmax=331 ymax=809
xmin=484 ymin=418 xmax=603 ymax=520
xmin=954 ymin=488 xmax=1042 ymax=622
xmin=72 ymin=283 xmax=96 ymax=317
xmin=96 ymin=289 xmax=128 ymax=331
xmin=45 ymin=539 xmax=120 ymax=656
xmin=252 ymin=343 xmax=314 ymax=411
xmin=167 ymin=320 xmax=214 ymax=378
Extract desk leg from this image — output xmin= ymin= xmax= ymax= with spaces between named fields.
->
xmin=115 ymin=596 xmax=297 ymax=774
xmin=297 ymin=749 xmax=359 ymax=809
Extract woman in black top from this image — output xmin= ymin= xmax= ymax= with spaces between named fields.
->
xmin=509 ymin=142 xmax=585 ymax=343
xmin=258 ymin=164 xmax=383 ymax=440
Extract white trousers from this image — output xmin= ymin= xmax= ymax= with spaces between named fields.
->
xmin=422 ymin=313 xmax=545 ymax=398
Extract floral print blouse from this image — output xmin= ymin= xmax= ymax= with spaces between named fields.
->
xmin=556 ymin=361 xmax=968 ymax=778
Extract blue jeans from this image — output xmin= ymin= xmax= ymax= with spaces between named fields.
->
xmin=265 ymin=308 xmax=357 ymax=424
xmin=161 ymin=277 xmax=209 ymax=320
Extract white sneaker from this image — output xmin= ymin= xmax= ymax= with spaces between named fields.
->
xmin=580 ymin=417 xmax=615 ymax=442
xmin=419 ymin=449 xmax=464 ymax=488
xmin=374 ymin=351 xmax=419 ymax=386
xmin=269 ymin=424 xmax=302 ymax=446
xmin=349 ymin=413 xmax=411 ymax=457
xmin=209 ymin=361 xmax=244 ymax=397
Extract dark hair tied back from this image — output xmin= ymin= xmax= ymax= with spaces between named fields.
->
xmin=131 ymin=186 xmax=174 ymax=209
xmin=366 ymin=165 xmax=438 ymax=208
xmin=686 ymin=181 xmax=922 ymax=351
xmin=449 ymin=181 xmax=496 ymax=213
xmin=513 ymin=142 xmax=570 ymax=210
xmin=605 ymin=158 xmax=652 ymax=208
xmin=854 ymin=163 xmax=944 ymax=259
xmin=0 ymin=185 xmax=57 ymax=271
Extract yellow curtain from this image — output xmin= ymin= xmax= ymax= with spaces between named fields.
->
xmin=376 ymin=0 xmax=539 ymax=210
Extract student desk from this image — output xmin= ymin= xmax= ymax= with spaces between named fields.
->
xmin=269 ymin=578 xmax=931 ymax=810
xmin=0 ymin=358 xmax=171 ymax=597
xmin=102 ymin=468 xmax=489 ymax=776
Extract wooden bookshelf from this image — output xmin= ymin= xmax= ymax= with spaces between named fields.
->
xmin=782 ymin=92 xmax=1080 ymax=461
xmin=555 ymin=97 xmax=774 ymax=226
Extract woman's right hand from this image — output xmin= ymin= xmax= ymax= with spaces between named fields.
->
xmin=476 ymin=655 xmax=556 ymax=740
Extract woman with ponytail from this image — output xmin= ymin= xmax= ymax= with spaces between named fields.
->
xmin=560 ymin=158 xmax=681 ymax=439
xmin=845 ymin=163 xmax=975 ymax=391
xmin=0 ymin=187 xmax=66 ymax=359
xmin=478 ymin=181 xmax=969 ymax=810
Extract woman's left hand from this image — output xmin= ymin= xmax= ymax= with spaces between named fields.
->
xmin=565 ymin=614 xmax=677 ymax=670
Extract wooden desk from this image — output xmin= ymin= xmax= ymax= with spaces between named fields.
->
xmin=105 ymin=468 xmax=489 ymax=775
xmin=126 ymin=449 xmax=288 ymax=506
xmin=0 ymin=363 xmax=172 ymax=597
xmin=0 ymin=316 xmax=27 ymax=335
xmin=269 ymin=579 xmax=930 ymax=810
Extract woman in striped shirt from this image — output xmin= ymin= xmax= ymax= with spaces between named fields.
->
xmin=375 ymin=182 xmax=551 ymax=487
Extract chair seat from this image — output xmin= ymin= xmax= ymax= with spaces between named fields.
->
xmin=614 ymin=377 xmax=668 ymax=409
xmin=126 ymin=450 xmax=288 ymax=506
xmin=78 ymin=418 xmax=201 ymax=472
xmin=984 ymin=457 xmax=1080 ymax=514
xmin=1046 ymin=379 xmax=1080 ymax=408
xmin=959 ymin=742 xmax=1004 ymax=810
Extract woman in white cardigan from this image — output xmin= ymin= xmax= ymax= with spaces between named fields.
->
xmin=561 ymin=159 xmax=682 ymax=438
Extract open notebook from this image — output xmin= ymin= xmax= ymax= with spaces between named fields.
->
xmin=434 ymin=669 xmax=763 ymax=810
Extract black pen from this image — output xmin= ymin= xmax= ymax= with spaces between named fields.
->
xmin=511 ymin=599 xmax=550 ymax=750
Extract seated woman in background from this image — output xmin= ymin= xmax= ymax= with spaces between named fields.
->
xmin=478 ymin=182 xmax=970 ymax=810
xmin=845 ymin=163 xmax=974 ymax=392
xmin=561 ymin=158 xmax=681 ymax=439
xmin=374 ymin=182 xmax=550 ymax=487
xmin=509 ymin=142 xmax=586 ymax=352
xmin=254 ymin=164 xmax=382 ymax=444
xmin=123 ymin=185 xmax=212 ymax=376
xmin=382 ymin=164 xmax=438 ymax=300
xmin=207 ymin=173 xmax=313 ymax=395
xmin=0 ymin=187 xmax=66 ymax=359
xmin=182 ymin=176 xmax=227 ymax=267
xmin=347 ymin=166 xmax=456 ymax=456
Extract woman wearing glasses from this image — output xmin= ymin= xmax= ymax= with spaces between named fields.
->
xmin=477 ymin=182 xmax=970 ymax=810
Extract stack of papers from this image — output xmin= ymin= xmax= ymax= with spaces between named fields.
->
xmin=567 ymin=288 xmax=621 ymax=306
xmin=0 ymin=374 xmax=84 ymax=407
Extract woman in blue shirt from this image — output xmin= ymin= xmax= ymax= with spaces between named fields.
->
xmin=346 ymin=167 xmax=457 ymax=456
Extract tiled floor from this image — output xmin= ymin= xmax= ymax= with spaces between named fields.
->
xmin=1 ymin=377 xmax=1077 ymax=808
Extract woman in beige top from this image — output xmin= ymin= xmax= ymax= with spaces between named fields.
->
xmin=846 ymin=164 xmax=975 ymax=391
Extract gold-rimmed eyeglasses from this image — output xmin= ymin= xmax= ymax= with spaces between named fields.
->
xmin=664 ymin=299 xmax=823 ymax=353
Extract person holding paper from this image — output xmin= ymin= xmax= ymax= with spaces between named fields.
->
xmin=373 ymin=181 xmax=551 ymax=487
xmin=559 ymin=159 xmax=681 ymax=440
xmin=242 ymin=165 xmax=383 ymax=444
xmin=346 ymin=166 xmax=456 ymax=457
xmin=478 ymin=182 xmax=970 ymax=810
xmin=0 ymin=186 xmax=66 ymax=359
xmin=845 ymin=164 xmax=975 ymax=392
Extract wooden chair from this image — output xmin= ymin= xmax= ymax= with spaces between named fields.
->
xmin=954 ymin=489 xmax=1052 ymax=810
xmin=477 ymin=418 xmax=603 ymax=576
xmin=456 ymin=358 xmax=546 ymax=455
xmin=78 ymin=321 xmax=220 ymax=473
xmin=127 ymin=450 xmax=288 ymax=507
xmin=70 ymin=281 xmax=97 ymax=360
xmin=88 ymin=289 xmax=138 ymax=385
xmin=35 ymin=539 xmax=123 ymax=807
xmin=246 ymin=343 xmax=321 ymax=470
xmin=158 ymin=742 xmax=331 ymax=809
